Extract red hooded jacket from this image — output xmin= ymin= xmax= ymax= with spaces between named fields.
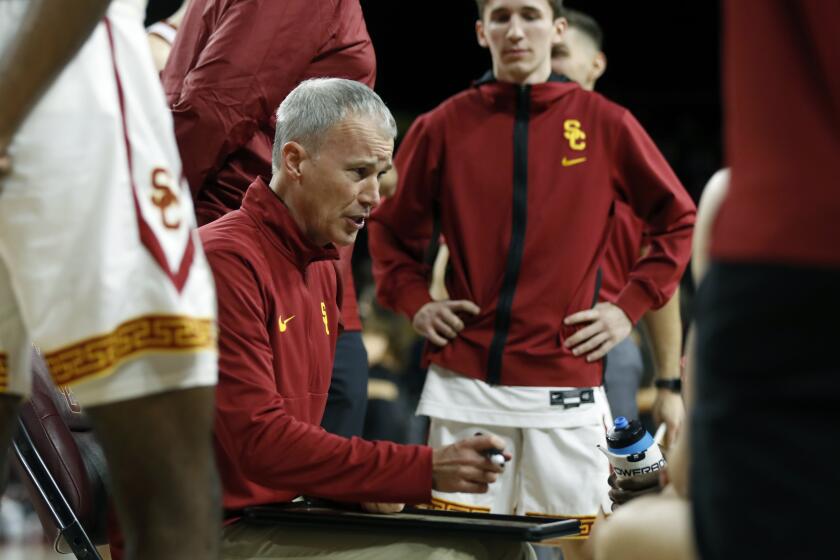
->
xmin=369 ymin=74 xmax=695 ymax=388
xmin=200 ymin=179 xmax=432 ymax=511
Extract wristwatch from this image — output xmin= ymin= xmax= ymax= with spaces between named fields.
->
xmin=654 ymin=378 xmax=682 ymax=393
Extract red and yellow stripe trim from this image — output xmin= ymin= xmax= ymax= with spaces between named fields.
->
xmin=420 ymin=497 xmax=491 ymax=513
xmin=45 ymin=314 xmax=215 ymax=386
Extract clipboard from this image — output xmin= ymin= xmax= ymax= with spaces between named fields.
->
xmin=240 ymin=502 xmax=580 ymax=542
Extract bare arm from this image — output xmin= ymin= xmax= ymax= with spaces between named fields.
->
xmin=0 ymin=0 xmax=111 ymax=156
xmin=147 ymin=33 xmax=172 ymax=73
xmin=640 ymin=289 xmax=684 ymax=447
xmin=592 ymin=491 xmax=696 ymax=560
xmin=692 ymin=169 xmax=730 ymax=285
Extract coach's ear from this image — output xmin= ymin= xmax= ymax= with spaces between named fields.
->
xmin=281 ymin=141 xmax=308 ymax=181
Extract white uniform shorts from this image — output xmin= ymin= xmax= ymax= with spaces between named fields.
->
xmin=419 ymin=365 xmax=613 ymax=539
xmin=0 ymin=0 xmax=217 ymax=406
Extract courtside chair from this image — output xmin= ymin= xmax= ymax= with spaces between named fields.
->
xmin=11 ymin=349 xmax=109 ymax=559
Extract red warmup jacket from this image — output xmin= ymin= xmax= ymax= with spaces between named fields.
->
xmin=369 ymin=74 xmax=695 ymax=388
xmin=163 ymin=0 xmax=375 ymax=329
xmin=713 ymin=0 xmax=840 ymax=267
xmin=200 ymin=179 xmax=432 ymax=511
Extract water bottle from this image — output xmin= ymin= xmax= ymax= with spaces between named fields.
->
xmin=598 ymin=416 xmax=666 ymax=479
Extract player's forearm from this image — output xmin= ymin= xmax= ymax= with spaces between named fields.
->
xmin=0 ymin=0 xmax=111 ymax=143
xmin=640 ymin=288 xmax=682 ymax=379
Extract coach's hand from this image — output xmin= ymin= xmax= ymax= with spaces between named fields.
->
xmin=564 ymin=302 xmax=632 ymax=362
xmin=432 ymin=434 xmax=509 ymax=493
xmin=413 ymin=300 xmax=480 ymax=347
xmin=361 ymin=502 xmax=405 ymax=514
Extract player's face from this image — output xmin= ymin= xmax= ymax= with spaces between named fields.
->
xmin=551 ymin=27 xmax=600 ymax=91
xmin=476 ymin=0 xmax=565 ymax=85
xmin=298 ymin=116 xmax=392 ymax=247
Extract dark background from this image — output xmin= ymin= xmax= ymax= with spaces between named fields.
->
xmin=147 ymin=0 xmax=724 ymax=199
xmin=360 ymin=0 xmax=723 ymax=201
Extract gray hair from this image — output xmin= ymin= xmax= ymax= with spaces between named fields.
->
xmin=272 ymin=78 xmax=397 ymax=171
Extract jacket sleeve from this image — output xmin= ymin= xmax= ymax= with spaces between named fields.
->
xmin=207 ymin=249 xmax=433 ymax=504
xmin=368 ymin=113 xmax=442 ymax=320
xmin=165 ymin=0 xmax=334 ymax=197
xmin=610 ymin=110 xmax=696 ymax=324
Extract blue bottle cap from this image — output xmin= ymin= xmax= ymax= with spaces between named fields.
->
xmin=606 ymin=417 xmax=649 ymax=453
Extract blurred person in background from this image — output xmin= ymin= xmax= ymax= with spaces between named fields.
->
xmin=146 ymin=0 xmax=191 ymax=72
xmin=588 ymin=169 xmax=729 ymax=560
xmin=552 ymin=7 xmax=684 ymax=447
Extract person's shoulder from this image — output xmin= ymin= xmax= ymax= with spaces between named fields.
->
xmin=414 ymin=87 xmax=485 ymax=130
xmin=199 ymin=214 xmax=274 ymax=290
xmin=199 ymin=211 xmax=260 ymax=257
xmin=563 ymin=87 xmax=629 ymax=122
xmin=335 ymin=0 xmax=365 ymax=16
xmin=441 ymin=85 xmax=482 ymax=107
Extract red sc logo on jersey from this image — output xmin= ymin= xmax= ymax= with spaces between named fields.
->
xmin=150 ymin=167 xmax=182 ymax=230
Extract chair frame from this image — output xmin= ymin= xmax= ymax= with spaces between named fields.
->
xmin=12 ymin=417 xmax=102 ymax=559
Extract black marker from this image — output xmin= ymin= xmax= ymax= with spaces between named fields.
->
xmin=484 ymin=448 xmax=506 ymax=466
xmin=474 ymin=432 xmax=507 ymax=466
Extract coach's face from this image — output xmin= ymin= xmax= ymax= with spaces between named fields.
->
xmin=287 ymin=115 xmax=392 ymax=247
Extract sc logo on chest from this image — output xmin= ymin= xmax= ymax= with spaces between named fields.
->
xmin=561 ymin=119 xmax=588 ymax=167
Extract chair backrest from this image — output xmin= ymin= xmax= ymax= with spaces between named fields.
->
xmin=11 ymin=350 xmax=110 ymax=556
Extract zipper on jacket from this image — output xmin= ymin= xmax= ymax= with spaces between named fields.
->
xmin=486 ymin=85 xmax=531 ymax=385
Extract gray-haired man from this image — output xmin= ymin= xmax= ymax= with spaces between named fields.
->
xmin=199 ymin=78 xmax=533 ymax=560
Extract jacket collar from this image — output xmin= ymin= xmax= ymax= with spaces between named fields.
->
xmin=240 ymin=177 xmax=339 ymax=271
xmin=472 ymin=70 xmax=579 ymax=111
xmin=473 ymin=69 xmax=571 ymax=86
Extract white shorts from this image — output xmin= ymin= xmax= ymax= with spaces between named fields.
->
xmin=0 ymin=0 xmax=217 ymax=406
xmin=420 ymin=365 xmax=613 ymax=539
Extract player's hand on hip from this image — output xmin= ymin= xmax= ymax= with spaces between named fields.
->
xmin=653 ymin=390 xmax=684 ymax=448
xmin=412 ymin=300 xmax=480 ymax=347
xmin=431 ymin=434 xmax=510 ymax=494
xmin=564 ymin=302 xmax=632 ymax=362
xmin=361 ymin=502 xmax=405 ymax=514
